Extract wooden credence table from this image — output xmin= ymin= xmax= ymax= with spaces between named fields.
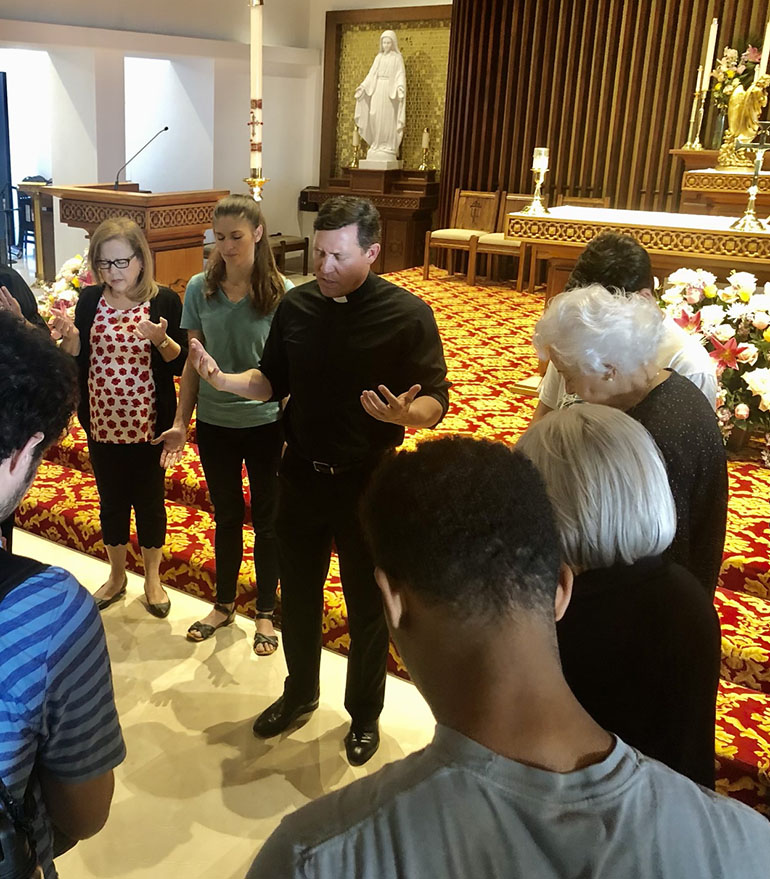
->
xmin=506 ymin=205 xmax=770 ymax=302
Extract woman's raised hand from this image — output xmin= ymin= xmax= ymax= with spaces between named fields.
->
xmin=135 ymin=315 xmax=168 ymax=346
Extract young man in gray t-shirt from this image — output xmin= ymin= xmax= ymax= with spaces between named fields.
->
xmin=247 ymin=437 xmax=769 ymax=879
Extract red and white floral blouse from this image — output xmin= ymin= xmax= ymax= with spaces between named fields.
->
xmin=87 ymin=297 xmax=157 ymax=444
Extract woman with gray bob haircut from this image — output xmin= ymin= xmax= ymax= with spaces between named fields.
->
xmin=531 ymin=284 xmax=728 ymax=597
xmin=517 ymin=403 xmax=721 ymax=790
xmin=517 ymin=401 xmax=676 ymax=572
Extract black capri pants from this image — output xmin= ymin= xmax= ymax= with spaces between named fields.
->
xmin=87 ymin=439 xmax=166 ymax=548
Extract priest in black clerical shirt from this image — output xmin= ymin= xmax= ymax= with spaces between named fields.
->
xmin=188 ymin=196 xmax=450 ymax=765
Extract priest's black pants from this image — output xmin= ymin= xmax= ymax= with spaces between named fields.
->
xmin=275 ymin=446 xmax=390 ymax=726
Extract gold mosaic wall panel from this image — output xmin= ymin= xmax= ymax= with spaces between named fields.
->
xmin=335 ymin=19 xmax=451 ymax=175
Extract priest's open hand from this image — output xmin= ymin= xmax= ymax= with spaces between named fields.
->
xmin=190 ymin=337 xmax=225 ymax=390
xmin=361 ymin=383 xmax=421 ymax=425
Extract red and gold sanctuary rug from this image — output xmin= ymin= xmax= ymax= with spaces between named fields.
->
xmin=18 ymin=268 xmax=770 ymax=813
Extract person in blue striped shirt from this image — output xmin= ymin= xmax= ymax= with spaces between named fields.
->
xmin=0 ymin=311 xmax=126 ymax=878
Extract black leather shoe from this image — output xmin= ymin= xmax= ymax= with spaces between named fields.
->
xmin=344 ymin=721 xmax=380 ymax=766
xmin=146 ymin=594 xmax=171 ymax=619
xmin=94 ymin=582 xmax=127 ymax=611
xmin=252 ymin=694 xmax=319 ymax=738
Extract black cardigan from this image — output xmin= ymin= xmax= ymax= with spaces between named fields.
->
xmin=557 ymin=556 xmax=721 ymax=790
xmin=73 ymin=285 xmax=187 ymax=437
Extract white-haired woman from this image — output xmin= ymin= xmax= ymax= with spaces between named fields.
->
xmin=532 ymin=284 xmax=727 ymax=597
xmin=518 ymin=403 xmax=721 ymax=789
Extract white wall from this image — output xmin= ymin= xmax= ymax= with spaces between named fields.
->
xmin=124 ymin=56 xmax=214 ymax=192
xmin=49 ymin=48 xmax=97 ymax=261
xmin=0 ymin=48 xmax=52 ymax=184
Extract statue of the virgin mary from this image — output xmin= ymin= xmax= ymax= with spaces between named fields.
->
xmin=354 ymin=30 xmax=406 ymax=168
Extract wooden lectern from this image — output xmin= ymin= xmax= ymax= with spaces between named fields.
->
xmin=46 ymin=184 xmax=229 ymax=293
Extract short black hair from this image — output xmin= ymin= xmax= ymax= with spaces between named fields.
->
xmin=0 ymin=312 xmax=79 ymax=463
xmin=361 ymin=436 xmax=562 ymax=621
xmin=567 ymin=233 xmax=655 ymax=293
xmin=313 ymin=196 xmax=381 ymax=250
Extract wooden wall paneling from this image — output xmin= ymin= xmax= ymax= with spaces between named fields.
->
xmin=441 ymin=0 xmax=770 ymax=227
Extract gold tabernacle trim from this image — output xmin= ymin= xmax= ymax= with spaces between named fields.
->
xmin=505 ymin=215 xmax=770 ymax=261
xmin=683 ymin=171 xmax=770 ymax=194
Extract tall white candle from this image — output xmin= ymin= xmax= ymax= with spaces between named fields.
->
xmin=694 ymin=65 xmax=704 ymax=96
xmin=353 ymin=127 xmax=360 ymax=147
xmin=249 ymin=0 xmax=263 ymax=171
xmin=701 ymin=18 xmax=718 ymax=92
xmin=532 ymin=147 xmax=549 ymax=171
xmin=422 ymin=127 xmax=430 ymax=149
xmin=759 ymin=19 xmax=770 ymax=80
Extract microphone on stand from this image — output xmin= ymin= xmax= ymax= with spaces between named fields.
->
xmin=113 ymin=126 xmax=169 ymax=189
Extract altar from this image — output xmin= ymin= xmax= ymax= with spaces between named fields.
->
xmin=679 ymin=168 xmax=770 ymax=216
xmin=506 ymin=205 xmax=770 ymax=300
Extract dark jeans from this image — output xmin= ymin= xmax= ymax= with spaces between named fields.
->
xmin=196 ymin=419 xmax=283 ymax=611
xmin=276 ymin=447 xmax=390 ymax=726
xmin=88 ymin=440 xmax=166 ymax=548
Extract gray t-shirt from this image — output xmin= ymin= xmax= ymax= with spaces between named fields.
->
xmin=247 ymin=726 xmax=770 ymax=879
xmin=181 ymin=272 xmax=293 ymax=428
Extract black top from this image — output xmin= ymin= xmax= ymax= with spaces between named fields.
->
xmin=0 ymin=266 xmax=47 ymax=331
xmin=259 ymin=272 xmax=450 ymax=464
xmin=557 ymin=556 xmax=721 ymax=789
xmin=73 ymin=285 xmax=187 ymax=437
xmin=627 ymin=369 xmax=727 ymax=596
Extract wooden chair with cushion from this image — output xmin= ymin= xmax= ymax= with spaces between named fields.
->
xmin=423 ymin=189 xmax=501 ymax=285
xmin=472 ymin=192 xmax=534 ymax=290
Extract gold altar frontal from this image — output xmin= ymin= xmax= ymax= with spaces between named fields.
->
xmin=506 ymin=206 xmax=770 ymax=301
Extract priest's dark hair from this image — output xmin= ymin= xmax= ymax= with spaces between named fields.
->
xmin=314 ymin=196 xmax=381 ymax=251
xmin=205 ymin=194 xmax=285 ymax=316
xmin=0 ymin=311 xmax=78 ymax=464
xmin=361 ymin=436 xmax=562 ymax=622
xmin=566 ymin=232 xmax=655 ymax=294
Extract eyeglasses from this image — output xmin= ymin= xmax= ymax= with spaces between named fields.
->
xmin=94 ymin=254 xmax=137 ymax=271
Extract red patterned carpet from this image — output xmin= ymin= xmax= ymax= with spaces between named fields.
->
xmin=19 ymin=268 xmax=770 ymax=813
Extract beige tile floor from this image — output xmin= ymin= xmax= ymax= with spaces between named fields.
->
xmin=13 ymin=530 xmax=435 ymax=879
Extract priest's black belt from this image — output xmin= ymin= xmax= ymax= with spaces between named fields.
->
xmin=283 ymin=446 xmax=389 ymax=476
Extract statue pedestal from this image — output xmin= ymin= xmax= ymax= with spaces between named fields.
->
xmin=359 ymin=158 xmax=403 ymax=171
xmin=301 ymin=168 xmax=438 ymax=272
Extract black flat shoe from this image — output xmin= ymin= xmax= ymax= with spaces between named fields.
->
xmin=252 ymin=694 xmax=319 ymax=738
xmin=94 ymin=580 xmax=127 ymax=611
xmin=344 ymin=722 xmax=380 ymax=766
xmin=146 ymin=591 xmax=171 ymax=619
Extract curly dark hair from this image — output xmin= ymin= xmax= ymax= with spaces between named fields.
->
xmin=0 ymin=312 xmax=79 ymax=463
xmin=313 ymin=197 xmax=381 ymax=250
xmin=361 ymin=436 xmax=561 ymax=622
xmin=567 ymin=233 xmax=655 ymax=293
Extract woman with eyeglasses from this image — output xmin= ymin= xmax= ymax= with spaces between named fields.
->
xmin=51 ymin=217 xmax=187 ymax=617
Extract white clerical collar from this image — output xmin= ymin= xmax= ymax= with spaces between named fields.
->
xmin=332 ymin=295 xmax=348 ymax=303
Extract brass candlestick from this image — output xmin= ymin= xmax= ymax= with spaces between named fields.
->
xmin=682 ymin=66 xmax=704 ymax=150
xmin=418 ymin=147 xmax=429 ymax=171
xmin=731 ymin=122 xmax=770 ymax=232
xmin=520 ymin=166 xmax=550 ymax=216
xmin=244 ymin=168 xmax=269 ymax=201
xmin=690 ymin=87 xmax=708 ymax=150
xmin=351 ymin=142 xmax=361 ymax=169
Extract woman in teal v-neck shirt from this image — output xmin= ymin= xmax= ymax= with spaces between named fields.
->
xmin=158 ymin=195 xmax=293 ymax=653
